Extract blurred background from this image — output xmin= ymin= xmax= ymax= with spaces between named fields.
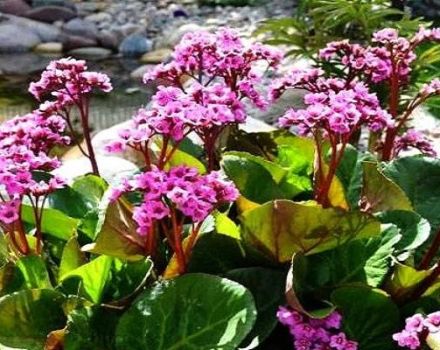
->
xmin=0 ymin=0 xmax=438 ymax=132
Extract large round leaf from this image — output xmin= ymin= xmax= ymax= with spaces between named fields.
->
xmin=0 ymin=289 xmax=66 ymax=350
xmin=116 ymin=273 xmax=257 ymax=350
xmin=331 ymin=286 xmax=400 ymax=350
xmin=240 ymin=200 xmax=381 ymax=262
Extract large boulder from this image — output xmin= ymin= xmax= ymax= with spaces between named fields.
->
xmin=119 ymin=33 xmax=153 ymax=58
xmin=1 ymin=14 xmax=61 ymax=42
xmin=62 ymin=34 xmax=97 ymax=51
xmin=0 ymin=23 xmax=40 ymax=52
xmin=63 ymin=18 xmax=98 ymax=39
xmin=25 ymin=5 xmax=77 ymax=23
xmin=0 ymin=0 xmax=31 ymax=16
xmin=140 ymin=48 xmax=172 ymax=64
xmin=54 ymin=156 xmax=138 ymax=185
xmin=0 ymin=53 xmax=52 ymax=74
xmin=97 ymin=29 xmax=121 ymax=51
xmin=160 ymin=23 xmax=205 ymax=48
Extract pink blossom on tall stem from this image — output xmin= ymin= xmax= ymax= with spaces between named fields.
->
xmin=273 ymin=69 xmax=391 ymax=207
xmin=110 ymin=166 xmax=238 ymax=274
xmin=0 ymin=113 xmax=69 ymax=255
xmin=118 ymin=28 xmax=283 ymax=171
xmin=29 ymin=58 xmax=113 ymax=176
xmin=319 ymin=27 xmax=440 ymax=161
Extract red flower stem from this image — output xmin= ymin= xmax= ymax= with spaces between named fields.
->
xmin=170 ymin=208 xmax=186 ymax=274
xmin=78 ymin=97 xmax=100 ymax=176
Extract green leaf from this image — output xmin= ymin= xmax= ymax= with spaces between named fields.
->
xmin=382 ymin=156 xmax=440 ymax=231
xmin=286 ymin=225 xmax=399 ymax=313
xmin=16 ymin=255 xmax=52 ymax=289
xmin=331 ymin=286 xmax=400 ymax=350
xmin=64 ymin=306 xmax=122 ymax=350
xmin=71 ymin=175 xmax=108 ymax=210
xmin=377 ymin=210 xmax=431 ymax=259
xmin=59 ymin=237 xmax=86 ymax=281
xmin=82 ymin=194 xmax=145 ymax=260
xmin=336 ymin=145 xmax=375 ymax=209
xmin=240 ymin=200 xmax=381 ymax=262
xmin=225 ymin=268 xmax=286 ymax=349
xmin=102 ymin=258 xmax=153 ymax=303
xmin=0 ymin=263 xmax=24 ymax=297
xmin=188 ymin=233 xmax=248 ymax=274
xmin=0 ymin=289 xmax=66 ymax=350
xmin=21 ymin=205 xmax=79 ymax=240
xmin=116 ymin=273 xmax=257 ymax=350
xmin=214 ymin=211 xmax=241 ymax=239
xmin=58 ymin=255 xmax=113 ymax=303
xmin=362 ymin=162 xmax=413 ymax=213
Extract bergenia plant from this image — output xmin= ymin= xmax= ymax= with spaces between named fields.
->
xmin=0 ymin=112 xmax=68 ymax=254
xmin=108 ymin=28 xmax=282 ymax=171
xmin=393 ymin=312 xmax=440 ymax=349
xmin=29 ymin=58 xmax=112 ymax=176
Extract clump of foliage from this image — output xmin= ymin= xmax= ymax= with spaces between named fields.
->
xmin=1 ymin=26 xmax=440 ymax=350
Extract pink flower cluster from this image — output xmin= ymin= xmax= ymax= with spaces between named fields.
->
xmin=420 ymin=79 xmax=440 ymax=96
xmin=144 ymin=27 xmax=282 ymax=109
xmin=0 ymin=113 xmax=68 ymax=227
xmin=29 ymin=58 xmax=112 ymax=111
xmin=110 ymin=166 xmax=239 ymax=235
xmin=107 ymin=83 xmax=246 ymax=153
xmin=318 ymin=26 xmax=440 ymax=85
xmin=394 ymin=130 xmax=437 ymax=157
xmin=275 ymin=70 xmax=391 ymax=137
xmin=277 ymin=306 xmax=358 ymax=350
xmin=393 ymin=312 xmax=440 ymax=349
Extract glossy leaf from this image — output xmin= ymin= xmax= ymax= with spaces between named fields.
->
xmin=225 ymin=267 xmax=286 ymax=349
xmin=331 ymin=286 xmax=400 ymax=350
xmin=64 ymin=306 xmax=121 ymax=350
xmin=58 ymin=255 xmax=113 ymax=303
xmin=59 ymin=237 xmax=86 ymax=281
xmin=362 ymin=162 xmax=413 ymax=213
xmin=240 ymin=200 xmax=381 ymax=262
xmin=214 ymin=211 xmax=241 ymax=239
xmin=116 ymin=273 xmax=257 ymax=350
xmin=82 ymin=194 xmax=145 ymax=261
xmin=0 ymin=289 xmax=66 ymax=350
xmin=16 ymin=255 xmax=52 ymax=290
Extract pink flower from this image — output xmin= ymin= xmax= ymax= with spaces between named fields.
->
xmin=393 ymin=330 xmax=421 ymax=350
xmin=394 ymin=130 xmax=436 ymax=157
xmin=425 ymin=311 xmax=440 ymax=333
xmin=330 ymin=332 xmax=348 ymax=350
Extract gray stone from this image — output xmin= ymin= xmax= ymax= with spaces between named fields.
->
xmin=25 ymin=5 xmax=77 ymax=23
xmin=162 ymin=23 xmax=204 ymax=48
xmin=2 ymin=14 xmax=61 ymax=42
xmin=0 ymin=0 xmax=31 ymax=16
xmin=85 ymin=12 xmax=112 ymax=24
xmin=62 ymin=34 xmax=97 ymax=51
xmin=0 ymin=23 xmax=40 ymax=52
xmin=119 ymin=33 xmax=153 ymax=57
xmin=130 ymin=64 xmax=154 ymax=81
xmin=68 ymin=47 xmax=112 ymax=59
xmin=97 ymin=30 xmax=121 ymax=51
xmin=33 ymin=41 xmax=63 ymax=53
xmin=63 ymin=18 xmax=98 ymax=39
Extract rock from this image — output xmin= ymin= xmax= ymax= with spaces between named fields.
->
xmin=85 ymin=12 xmax=112 ymax=24
xmin=63 ymin=18 xmax=98 ymax=39
xmin=118 ymin=23 xmax=145 ymax=37
xmin=130 ymin=64 xmax=153 ymax=81
xmin=0 ymin=0 xmax=31 ymax=16
xmin=25 ymin=5 xmax=77 ymax=23
xmin=0 ymin=52 xmax=52 ymax=74
xmin=68 ymin=47 xmax=112 ymax=59
xmin=32 ymin=0 xmax=76 ymax=11
xmin=0 ymin=23 xmax=40 ymax=52
xmin=54 ymin=156 xmax=138 ymax=185
xmin=2 ymin=14 xmax=61 ymax=42
xmin=33 ymin=41 xmax=63 ymax=53
xmin=97 ymin=30 xmax=121 ymax=51
xmin=239 ymin=116 xmax=276 ymax=133
xmin=119 ymin=33 xmax=153 ymax=58
xmin=162 ymin=23 xmax=205 ymax=48
xmin=140 ymin=48 xmax=172 ymax=64
xmin=62 ymin=34 xmax=97 ymax=51
xmin=92 ymin=121 xmax=144 ymax=166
